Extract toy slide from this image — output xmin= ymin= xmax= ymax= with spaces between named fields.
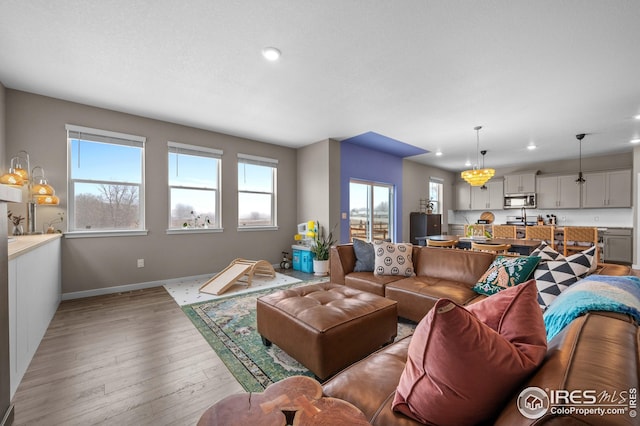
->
xmin=199 ymin=258 xmax=276 ymax=295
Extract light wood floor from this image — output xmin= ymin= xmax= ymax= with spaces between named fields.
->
xmin=10 ymin=287 xmax=243 ymax=426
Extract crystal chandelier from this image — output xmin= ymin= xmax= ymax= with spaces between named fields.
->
xmin=461 ymin=126 xmax=495 ymax=186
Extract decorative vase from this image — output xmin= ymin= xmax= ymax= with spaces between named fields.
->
xmin=313 ymin=259 xmax=329 ymax=276
xmin=12 ymin=224 xmax=24 ymax=236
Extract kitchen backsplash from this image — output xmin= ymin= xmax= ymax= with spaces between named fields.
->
xmin=448 ymin=208 xmax=633 ymax=228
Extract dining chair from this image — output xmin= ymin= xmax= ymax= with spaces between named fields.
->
xmin=471 ymin=242 xmax=512 ymax=255
xmin=525 ymin=225 xmax=556 ymax=249
xmin=563 ymin=226 xmax=599 ymax=263
xmin=491 ymin=225 xmax=517 ymax=239
xmin=427 ymin=239 xmax=458 ymax=248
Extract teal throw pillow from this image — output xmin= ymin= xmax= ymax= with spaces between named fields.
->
xmin=473 ymin=256 xmax=541 ymax=296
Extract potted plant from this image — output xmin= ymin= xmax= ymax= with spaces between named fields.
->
xmin=426 ymin=199 xmax=435 ymax=214
xmin=310 ymin=221 xmax=336 ymax=276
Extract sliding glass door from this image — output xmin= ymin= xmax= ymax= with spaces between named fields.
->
xmin=349 ymin=180 xmax=394 ymax=242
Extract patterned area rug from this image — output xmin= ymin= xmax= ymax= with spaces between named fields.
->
xmin=182 ymin=279 xmax=416 ymax=392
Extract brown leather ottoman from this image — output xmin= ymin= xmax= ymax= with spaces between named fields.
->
xmin=256 ymin=282 xmax=398 ymax=380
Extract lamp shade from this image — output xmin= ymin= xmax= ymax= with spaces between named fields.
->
xmin=32 ymin=180 xmax=55 ymax=196
xmin=34 ymin=194 xmax=60 ymax=205
xmin=0 ymin=171 xmax=24 ymax=187
xmin=461 ymin=168 xmax=496 ymax=187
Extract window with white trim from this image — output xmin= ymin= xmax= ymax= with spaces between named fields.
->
xmin=429 ymin=177 xmax=444 ymax=214
xmin=168 ymin=142 xmax=222 ymax=230
xmin=238 ymin=154 xmax=277 ymax=228
xmin=67 ymin=124 xmax=145 ymax=233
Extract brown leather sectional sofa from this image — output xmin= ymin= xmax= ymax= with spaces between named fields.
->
xmin=330 ymin=244 xmax=495 ymax=322
xmin=324 ymin=243 xmax=639 ymax=425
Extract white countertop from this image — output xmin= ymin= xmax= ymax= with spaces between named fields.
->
xmin=8 ymin=234 xmax=62 ymax=260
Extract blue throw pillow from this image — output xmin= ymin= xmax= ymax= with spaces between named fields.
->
xmin=353 ymin=238 xmax=375 ymax=272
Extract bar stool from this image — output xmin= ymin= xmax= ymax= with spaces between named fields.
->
xmin=563 ymin=226 xmax=599 ymax=263
xmin=525 ymin=225 xmax=556 ymax=249
xmin=427 ymin=239 xmax=458 ymax=248
xmin=492 ymin=225 xmax=517 ymax=239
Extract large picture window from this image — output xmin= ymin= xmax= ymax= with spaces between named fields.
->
xmin=67 ymin=124 xmax=145 ymax=235
xmin=168 ymin=142 xmax=222 ymax=231
xmin=238 ymin=154 xmax=277 ymax=229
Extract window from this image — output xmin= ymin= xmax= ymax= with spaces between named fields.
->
xmin=168 ymin=142 xmax=222 ymax=231
xmin=67 ymin=124 xmax=145 ymax=235
xmin=429 ymin=178 xmax=444 ymax=214
xmin=238 ymin=154 xmax=277 ymax=229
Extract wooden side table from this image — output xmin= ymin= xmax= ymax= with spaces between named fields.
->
xmin=197 ymin=376 xmax=370 ymax=426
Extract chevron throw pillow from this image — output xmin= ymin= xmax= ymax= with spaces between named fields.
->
xmin=533 ymin=245 xmax=597 ymax=311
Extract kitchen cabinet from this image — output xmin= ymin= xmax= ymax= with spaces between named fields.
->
xmin=504 ymin=173 xmax=536 ymax=194
xmin=410 ymin=213 xmax=441 ymax=245
xmin=581 ymin=169 xmax=631 ymax=208
xmin=537 ymin=174 xmax=580 ymax=209
xmin=470 ymin=180 xmax=504 ymax=210
xmin=8 ymin=235 xmax=61 ymax=399
xmin=602 ymin=228 xmax=632 ymax=264
xmin=453 ymin=182 xmax=471 ymax=210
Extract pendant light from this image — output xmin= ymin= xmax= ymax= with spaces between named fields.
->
xmin=461 ymin=126 xmax=495 ymax=186
xmin=575 ymin=133 xmax=586 ymax=184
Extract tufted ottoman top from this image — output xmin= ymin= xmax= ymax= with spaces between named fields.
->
xmin=258 ymin=282 xmax=397 ymax=333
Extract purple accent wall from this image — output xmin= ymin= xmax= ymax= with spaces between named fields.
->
xmin=342 ymin=131 xmax=428 ymax=157
xmin=340 ymin=142 xmax=403 ymax=243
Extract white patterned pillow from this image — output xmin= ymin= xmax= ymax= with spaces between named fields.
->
xmin=534 ymin=245 xmax=597 ymax=311
xmin=373 ymin=241 xmax=415 ymax=277
xmin=530 ymin=241 xmax=565 ymax=262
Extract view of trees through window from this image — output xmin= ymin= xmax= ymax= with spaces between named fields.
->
xmin=238 ymin=157 xmax=277 ymax=227
xmin=67 ymin=126 xmax=145 ymax=232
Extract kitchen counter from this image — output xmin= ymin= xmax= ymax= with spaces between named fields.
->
xmin=8 ymin=234 xmax=63 ymax=260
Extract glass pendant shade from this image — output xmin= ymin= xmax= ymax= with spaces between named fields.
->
xmin=32 ymin=180 xmax=55 ymax=196
xmin=461 ymin=126 xmax=495 ymax=187
xmin=34 ymin=194 xmax=60 ymax=205
xmin=0 ymin=170 xmax=24 ymax=186
xmin=461 ymin=168 xmax=495 ymax=186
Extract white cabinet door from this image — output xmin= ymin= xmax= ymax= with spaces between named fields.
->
xmin=488 ymin=180 xmax=504 ymax=209
xmin=454 ymin=182 xmax=471 ymax=210
xmin=557 ymin=175 xmax=581 ymax=208
xmin=504 ymin=174 xmax=536 ymax=194
xmin=470 ymin=186 xmax=489 ymax=210
xmin=581 ymin=172 xmax=607 ymax=207
xmin=537 ymin=175 xmax=580 ymax=208
xmin=607 ymin=169 xmax=631 ymax=207
xmin=536 ymin=176 xmax=558 ymax=208
xmin=582 ymin=170 xmax=631 ymax=208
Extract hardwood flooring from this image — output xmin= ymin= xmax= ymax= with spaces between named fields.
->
xmin=10 ymin=287 xmax=243 ymax=426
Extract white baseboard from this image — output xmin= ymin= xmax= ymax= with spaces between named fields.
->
xmin=61 ymin=273 xmax=215 ymax=301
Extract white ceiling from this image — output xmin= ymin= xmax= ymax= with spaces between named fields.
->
xmin=1 ymin=1 xmax=639 ymax=172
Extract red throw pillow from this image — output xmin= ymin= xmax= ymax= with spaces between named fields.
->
xmin=392 ymin=280 xmax=547 ymax=425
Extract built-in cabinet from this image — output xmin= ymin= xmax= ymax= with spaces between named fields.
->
xmin=504 ymin=173 xmax=536 ymax=194
xmin=471 ymin=180 xmax=504 ymax=210
xmin=537 ymin=174 xmax=581 ymax=209
xmin=602 ymin=228 xmax=633 ymax=264
xmin=8 ymin=235 xmax=61 ymax=398
xmin=581 ymin=170 xmax=632 ymax=208
xmin=454 ymin=182 xmax=471 ymax=210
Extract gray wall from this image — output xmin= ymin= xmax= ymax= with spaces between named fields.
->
xmin=296 ymin=138 xmax=341 ymax=241
xmin=5 ymin=90 xmax=299 ymax=294
xmin=0 ymin=82 xmax=5 ymax=168
xmin=402 ymin=160 xmax=456 ymax=242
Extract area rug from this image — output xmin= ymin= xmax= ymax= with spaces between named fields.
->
xmin=164 ymin=271 xmax=302 ymax=306
xmin=182 ymin=280 xmax=416 ymax=392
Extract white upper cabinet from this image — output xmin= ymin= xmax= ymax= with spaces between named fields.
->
xmin=581 ymin=169 xmax=631 ymax=208
xmin=504 ymin=173 xmax=536 ymax=194
xmin=470 ymin=180 xmax=504 ymax=210
xmin=537 ymin=175 xmax=581 ymax=209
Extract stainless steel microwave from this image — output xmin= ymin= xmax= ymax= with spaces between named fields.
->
xmin=504 ymin=194 xmax=536 ymax=209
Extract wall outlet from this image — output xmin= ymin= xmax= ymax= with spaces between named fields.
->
xmin=137 ymin=258 xmax=144 ymax=268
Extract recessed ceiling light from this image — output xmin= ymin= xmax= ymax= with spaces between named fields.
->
xmin=262 ymin=47 xmax=281 ymax=61
xmin=464 ymin=160 xmax=471 ymax=167
xmin=527 ymin=144 xmax=537 ymax=150
xmin=435 ymin=150 xmax=443 ymax=156
xmin=631 ymin=138 xmax=640 ymax=144
xmin=634 ymin=114 xmax=640 ymax=120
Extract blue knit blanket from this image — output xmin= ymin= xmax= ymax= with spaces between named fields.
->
xmin=543 ymin=275 xmax=640 ymax=341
